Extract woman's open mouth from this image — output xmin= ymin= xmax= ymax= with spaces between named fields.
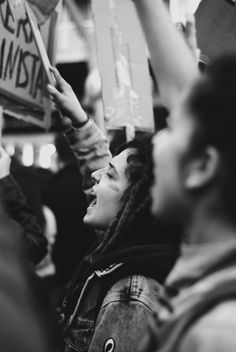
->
xmin=88 ymin=197 xmax=97 ymax=208
xmin=87 ymin=190 xmax=97 ymax=209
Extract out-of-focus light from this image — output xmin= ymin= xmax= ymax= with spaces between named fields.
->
xmin=39 ymin=144 xmax=56 ymax=169
xmin=5 ymin=144 xmax=15 ymax=156
xmin=22 ymin=144 xmax=34 ymax=167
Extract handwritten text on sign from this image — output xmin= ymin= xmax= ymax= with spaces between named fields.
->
xmin=0 ymin=0 xmax=47 ymax=111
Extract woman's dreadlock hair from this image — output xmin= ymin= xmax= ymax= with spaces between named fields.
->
xmin=87 ymin=133 xmax=156 ymax=265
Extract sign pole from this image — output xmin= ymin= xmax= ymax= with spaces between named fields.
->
xmin=24 ymin=0 xmax=56 ymax=86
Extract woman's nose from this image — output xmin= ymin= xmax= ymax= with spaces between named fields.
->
xmin=91 ymin=168 xmax=103 ymax=183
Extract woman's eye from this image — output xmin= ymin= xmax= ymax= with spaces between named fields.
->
xmin=106 ymin=172 xmax=113 ymax=179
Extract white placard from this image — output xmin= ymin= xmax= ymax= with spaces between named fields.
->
xmin=92 ymin=0 xmax=154 ymax=132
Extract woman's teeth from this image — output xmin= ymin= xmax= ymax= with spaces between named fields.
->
xmin=89 ymin=198 xmax=97 ymax=208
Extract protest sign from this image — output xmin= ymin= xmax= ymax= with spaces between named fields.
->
xmin=0 ymin=0 xmax=59 ymax=128
xmin=92 ymin=0 xmax=154 ymax=132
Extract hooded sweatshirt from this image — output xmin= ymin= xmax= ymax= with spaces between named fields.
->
xmin=58 ymin=238 xmax=179 ymax=352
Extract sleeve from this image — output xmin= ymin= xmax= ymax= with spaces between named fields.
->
xmin=64 ymin=119 xmax=112 ymax=192
xmin=0 ymin=175 xmax=48 ymax=265
xmin=88 ymin=299 xmax=153 ymax=352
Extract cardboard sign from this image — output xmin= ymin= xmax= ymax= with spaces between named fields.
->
xmin=92 ymin=0 xmax=154 ymax=132
xmin=0 ymin=0 xmax=58 ymax=128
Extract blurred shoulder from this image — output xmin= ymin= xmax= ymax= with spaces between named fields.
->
xmin=180 ymin=300 xmax=236 ymax=352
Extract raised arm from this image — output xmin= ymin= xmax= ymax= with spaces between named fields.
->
xmin=47 ymin=68 xmax=111 ymax=192
xmin=64 ymin=120 xmax=111 ymax=192
xmin=133 ymin=0 xmax=199 ymax=109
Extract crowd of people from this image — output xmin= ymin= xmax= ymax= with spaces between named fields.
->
xmin=1 ymin=0 xmax=236 ymax=351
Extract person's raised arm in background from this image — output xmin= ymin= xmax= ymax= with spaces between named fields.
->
xmin=133 ymin=0 xmax=199 ymax=110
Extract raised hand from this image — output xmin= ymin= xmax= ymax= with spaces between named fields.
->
xmin=183 ymin=13 xmax=200 ymax=61
xmin=47 ymin=67 xmax=88 ymax=127
xmin=175 ymin=13 xmax=200 ymax=61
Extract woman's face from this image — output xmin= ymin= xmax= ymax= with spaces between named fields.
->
xmin=83 ymin=149 xmax=131 ymax=230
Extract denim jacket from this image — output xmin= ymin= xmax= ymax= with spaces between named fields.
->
xmin=59 ymin=263 xmax=161 ymax=352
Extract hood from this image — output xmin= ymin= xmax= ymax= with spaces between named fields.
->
xmin=91 ymin=241 xmax=180 ymax=285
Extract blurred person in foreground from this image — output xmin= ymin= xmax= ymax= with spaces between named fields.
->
xmin=0 ymin=146 xmax=60 ymax=347
xmin=0 ymin=183 xmax=52 ymax=352
xmin=133 ymin=0 xmax=236 ymax=351
xmin=47 ymin=66 xmax=181 ymax=352
xmin=0 ymin=147 xmax=47 ymax=265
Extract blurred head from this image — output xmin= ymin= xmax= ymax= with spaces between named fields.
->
xmin=152 ymin=53 xmax=236 ymax=224
xmin=84 ymin=134 xmax=154 ymax=231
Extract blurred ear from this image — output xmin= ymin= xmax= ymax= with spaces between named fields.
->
xmin=185 ymin=146 xmax=219 ymax=190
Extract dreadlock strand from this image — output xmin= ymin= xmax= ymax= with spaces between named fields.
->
xmin=97 ymin=180 xmax=152 ymax=256
xmin=96 ymin=183 xmax=140 ymax=256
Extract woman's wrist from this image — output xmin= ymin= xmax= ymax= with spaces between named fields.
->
xmin=72 ymin=114 xmax=90 ymax=128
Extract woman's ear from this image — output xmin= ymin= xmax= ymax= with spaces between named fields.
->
xmin=185 ymin=146 xmax=220 ymax=190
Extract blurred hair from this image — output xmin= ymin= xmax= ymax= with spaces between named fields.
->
xmin=187 ymin=52 xmax=236 ymax=214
